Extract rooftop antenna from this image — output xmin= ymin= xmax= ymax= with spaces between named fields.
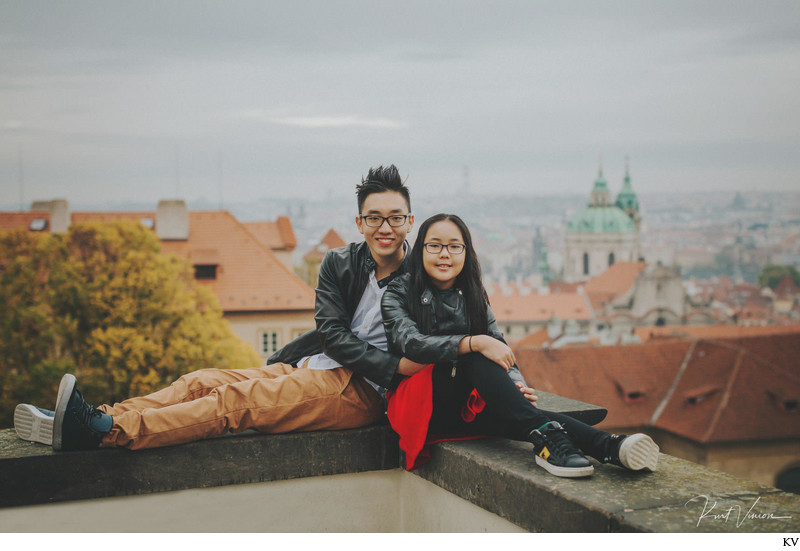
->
xmin=174 ymin=144 xmax=181 ymax=197
xmin=217 ymin=151 xmax=224 ymax=210
xmin=17 ymin=144 xmax=25 ymax=211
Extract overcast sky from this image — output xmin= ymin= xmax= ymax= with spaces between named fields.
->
xmin=1 ymin=1 xmax=799 ymax=207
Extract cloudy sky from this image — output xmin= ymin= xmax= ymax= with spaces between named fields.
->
xmin=1 ymin=1 xmax=799 ymax=207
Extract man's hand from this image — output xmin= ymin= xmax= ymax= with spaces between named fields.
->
xmin=516 ymin=382 xmax=538 ymax=406
xmin=397 ymin=357 xmax=429 ymax=376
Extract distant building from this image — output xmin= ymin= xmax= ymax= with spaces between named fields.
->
xmin=564 ymin=163 xmax=642 ymax=282
xmin=301 ymin=228 xmax=347 ymax=288
xmin=243 ymin=216 xmax=297 ymax=271
xmin=1 ymin=200 xmax=315 ymax=362
xmin=486 ymin=281 xmax=592 ymax=345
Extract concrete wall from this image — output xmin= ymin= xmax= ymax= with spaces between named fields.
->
xmin=0 ymin=470 xmax=524 ymax=532
xmin=225 ymin=311 xmax=315 ymax=361
xmin=564 ymin=232 xmax=638 ymax=283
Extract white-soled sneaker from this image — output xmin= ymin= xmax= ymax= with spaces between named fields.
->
xmin=14 ymin=404 xmax=55 ymax=445
xmin=616 ymin=433 xmax=659 ymax=472
xmin=529 ymin=421 xmax=594 ymax=478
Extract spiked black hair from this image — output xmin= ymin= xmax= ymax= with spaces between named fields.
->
xmin=355 ymin=165 xmax=410 ymax=213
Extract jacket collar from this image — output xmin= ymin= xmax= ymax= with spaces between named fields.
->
xmin=419 ymin=285 xmax=462 ymax=305
xmin=362 ymin=240 xmax=410 ymax=287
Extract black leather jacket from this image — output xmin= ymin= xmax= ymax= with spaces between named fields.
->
xmin=381 ymin=273 xmax=526 ymax=386
xmin=268 ymin=241 xmax=407 ymax=390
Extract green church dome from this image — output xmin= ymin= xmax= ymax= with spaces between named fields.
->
xmin=568 ymin=162 xmax=638 ymax=234
xmin=567 ymin=205 xmax=636 ymax=234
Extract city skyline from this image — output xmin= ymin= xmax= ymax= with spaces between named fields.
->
xmin=2 ymin=1 xmax=799 ymax=205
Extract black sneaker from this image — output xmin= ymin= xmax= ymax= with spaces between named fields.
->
xmin=528 ymin=421 xmax=594 ymax=478
xmin=52 ymin=374 xmax=112 ymax=451
xmin=605 ymin=433 xmax=659 ymax=472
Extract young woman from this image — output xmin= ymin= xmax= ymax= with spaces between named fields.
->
xmin=381 ymin=213 xmax=659 ymax=478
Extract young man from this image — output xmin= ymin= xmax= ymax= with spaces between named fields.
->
xmin=15 ymin=164 xmax=428 ymax=451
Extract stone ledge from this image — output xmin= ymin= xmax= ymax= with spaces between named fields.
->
xmin=2 ymin=387 xmax=796 ymax=532
xmin=412 ymin=438 xmax=800 ymax=532
xmin=0 ymin=390 xmax=605 ymax=510
xmin=0 ymin=425 xmax=399 ymax=508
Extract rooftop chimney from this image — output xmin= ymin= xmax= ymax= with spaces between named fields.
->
xmin=156 ymin=200 xmax=189 ymax=240
xmin=30 ymin=199 xmax=70 ymax=233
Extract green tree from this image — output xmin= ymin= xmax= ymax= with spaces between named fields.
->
xmin=0 ymin=221 xmax=260 ymax=428
xmin=758 ymin=265 xmax=800 ymax=290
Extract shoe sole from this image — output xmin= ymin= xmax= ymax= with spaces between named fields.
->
xmin=52 ymin=374 xmax=76 ymax=451
xmin=534 ymin=455 xmax=594 ymax=478
xmin=14 ymin=404 xmax=54 ymax=445
xmin=618 ymin=433 xmax=659 ymax=472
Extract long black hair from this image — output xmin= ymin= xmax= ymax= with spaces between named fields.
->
xmin=408 ymin=213 xmax=490 ymax=335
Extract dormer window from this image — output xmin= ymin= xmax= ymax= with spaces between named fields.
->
xmin=29 ymin=218 xmax=48 ymax=231
xmin=767 ymin=390 xmax=798 ymax=413
xmin=615 ymin=382 xmax=645 ymax=403
xmin=194 ymin=264 xmax=218 ymax=280
xmin=685 ymin=386 xmax=720 ymax=405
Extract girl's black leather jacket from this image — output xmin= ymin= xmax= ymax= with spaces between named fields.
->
xmin=381 ymin=272 xmax=526 ymax=386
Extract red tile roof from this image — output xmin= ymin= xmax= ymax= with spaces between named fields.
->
xmin=775 ymin=274 xmax=800 ymax=297
xmin=513 ymin=328 xmax=552 ymax=349
xmin=583 ymin=261 xmax=647 ymax=310
xmin=516 ymin=330 xmax=800 ymax=443
xmin=160 ymin=211 xmax=314 ymax=312
xmin=72 ymin=212 xmax=155 ymax=224
xmin=0 ymin=211 xmax=51 ymax=231
xmin=517 ymin=341 xmax=686 ymax=429
xmin=548 ymin=281 xmax=582 ymax=294
xmin=244 ymin=216 xmax=297 ymax=251
xmin=489 ymin=290 xmax=592 ymax=322
xmin=635 ymin=324 xmax=800 ymax=342
xmin=321 ymin=228 xmax=346 ymax=249
xmin=651 ymin=334 xmax=800 ymax=442
xmin=304 ymin=228 xmax=346 ymax=262
xmin=1 ymin=208 xmax=313 ymax=313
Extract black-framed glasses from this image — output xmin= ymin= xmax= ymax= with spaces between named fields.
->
xmin=360 ymin=214 xmax=411 ymax=228
xmin=423 ymin=242 xmax=466 ymax=255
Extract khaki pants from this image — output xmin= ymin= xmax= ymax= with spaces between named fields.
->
xmin=97 ymin=363 xmax=385 ymax=450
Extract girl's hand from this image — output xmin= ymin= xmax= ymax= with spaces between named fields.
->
xmin=472 ymin=335 xmax=515 ymax=371
xmin=516 ymin=382 xmax=538 ymax=406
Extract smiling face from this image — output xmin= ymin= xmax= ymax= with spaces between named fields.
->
xmin=422 ymin=220 xmax=466 ymax=290
xmin=356 ymin=190 xmax=413 ymax=270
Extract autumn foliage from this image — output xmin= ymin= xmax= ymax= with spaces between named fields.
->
xmin=0 ymin=221 xmax=260 ymax=428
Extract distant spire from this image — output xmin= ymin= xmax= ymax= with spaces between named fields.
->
xmin=590 ymin=156 xmax=610 ymax=207
xmin=624 ymin=155 xmax=630 ymax=184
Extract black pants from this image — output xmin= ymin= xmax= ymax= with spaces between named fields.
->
xmin=428 ymin=353 xmax=613 ymax=461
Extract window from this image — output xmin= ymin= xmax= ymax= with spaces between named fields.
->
xmin=608 ymin=252 xmax=615 ymax=267
xmin=29 ymin=218 xmax=48 ymax=231
xmin=583 ymin=253 xmax=589 ymax=275
xmin=194 ymin=264 xmax=218 ymax=280
xmin=261 ymin=331 xmax=280 ymax=356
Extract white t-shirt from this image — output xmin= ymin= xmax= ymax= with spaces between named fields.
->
xmin=298 ymin=271 xmax=389 ymax=395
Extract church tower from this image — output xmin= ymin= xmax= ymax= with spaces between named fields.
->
xmin=614 ymin=158 xmax=642 ymax=260
xmin=563 ymin=161 xmax=641 ymax=283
